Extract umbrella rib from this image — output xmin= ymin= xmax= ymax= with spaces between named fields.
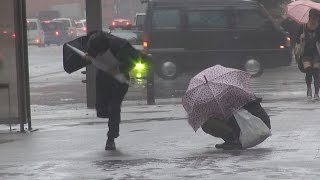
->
xmin=190 ymin=83 xmax=226 ymax=119
xmin=208 ymin=83 xmax=255 ymax=117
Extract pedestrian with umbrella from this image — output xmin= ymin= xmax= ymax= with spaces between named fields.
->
xmin=63 ymin=31 xmax=151 ymax=150
xmin=182 ymin=65 xmax=271 ymax=150
xmin=287 ymin=1 xmax=320 ymax=100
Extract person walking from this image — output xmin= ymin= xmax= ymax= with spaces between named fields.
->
xmin=296 ymin=9 xmax=320 ymax=100
xmin=85 ymin=31 xmax=149 ymax=150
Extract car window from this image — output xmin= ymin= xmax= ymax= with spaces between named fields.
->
xmin=76 ymin=23 xmax=83 ymax=28
xmin=136 ymin=15 xmax=145 ymax=26
xmin=71 ymin=20 xmax=76 ymax=27
xmin=41 ymin=23 xmax=57 ymax=31
xmin=187 ymin=10 xmax=229 ymax=29
xmin=235 ymin=10 xmax=270 ymax=29
xmin=27 ymin=22 xmax=37 ymax=30
xmin=152 ymin=9 xmax=180 ymax=30
xmin=57 ymin=20 xmax=71 ymax=28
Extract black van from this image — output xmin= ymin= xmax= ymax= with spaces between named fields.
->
xmin=142 ymin=0 xmax=292 ymax=79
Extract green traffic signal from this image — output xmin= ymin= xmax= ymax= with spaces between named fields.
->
xmin=134 ymin=62 xmax=146 ymax=72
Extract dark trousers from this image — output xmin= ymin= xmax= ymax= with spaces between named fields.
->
xmin=96 ymin=70 xmax=129 ymax=139
xmin=202 ymin=100 xmax=271 ymax=142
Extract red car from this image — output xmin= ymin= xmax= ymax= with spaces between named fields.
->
xmin=109 ymin=19 xmax=132 ymax=30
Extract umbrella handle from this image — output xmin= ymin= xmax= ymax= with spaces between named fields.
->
xmin=204 ymin=75 xmax=208 ymax=83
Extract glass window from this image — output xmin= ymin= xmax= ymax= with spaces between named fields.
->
xmin=71 ymin=20 xmax=76 ymax=27
xmin=187 ymin=10 xmax=229 ymax=29
xmin=41 ymin=22 xmax=57 ymax=31
xmin=235 ymin=10 xmax=269 ymax=29
xmin=76 ymin=23 xmax=83 ymax=28
xmin=152 ymin=9 xmax=180 ymax=30
xmin=27 ymin=22 xmax=37 ymax=30
xmin=136 ymin=15 xmax=145 ymax=26
xmin=0 ymin=0 xmax=20 ymax=123
xmin=56 ymin=20 xmax=71 ymax=28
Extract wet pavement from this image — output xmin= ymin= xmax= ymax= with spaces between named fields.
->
xmin=1 ymin=97 xmax=320 ymax=179
xmin=0 ymin=46 xmax=320 ymax=179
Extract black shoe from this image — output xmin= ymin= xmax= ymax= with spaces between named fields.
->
xmin=105 ymin=139 xmax=116 ymax=151
xmin=221 ymin=141 xmax=242 ymax=150
xmin=215 ymin=142 xmax=226 ymax=149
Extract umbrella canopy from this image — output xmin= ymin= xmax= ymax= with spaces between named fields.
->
xmin=182 ymin=65 xmax=256 ymax=132
xmin=286 ymin=0 xmax=320 ymax=24
xmin=63 ymin=36 xmax=90 ymax=74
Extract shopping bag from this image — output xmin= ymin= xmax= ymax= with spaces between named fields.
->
xmin=233 ymin=109 xmax=271 ymax=149
xmin=294 ymin=43 xmax=304 ymax=58
xmin=294 ymin=24 xmax=306 ymax=58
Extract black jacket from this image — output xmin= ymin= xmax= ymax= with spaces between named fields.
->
xmin=86 ymin=31 xmax=150 ymax=75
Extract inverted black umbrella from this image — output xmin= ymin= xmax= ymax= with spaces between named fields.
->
xmin=63 ymin=36 xmax=90 ymax=74
xmin=63 ymin=31 xmax=150 ymax=81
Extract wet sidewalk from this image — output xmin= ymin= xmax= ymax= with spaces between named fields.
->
xmin=1 ymin=96 xmax=320 ymax=179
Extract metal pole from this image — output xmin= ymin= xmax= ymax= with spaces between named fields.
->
xmin=146 ymin=55 xmax=155 ymax=105
xmin=85 ymin=0 xmax=102 ymax=109
xmin=21 ymin=0 xmax=31 ymax=131
xmin=15 ymin=0 xmax=30 ymax=132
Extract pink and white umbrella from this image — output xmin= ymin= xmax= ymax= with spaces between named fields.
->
xmin=286 ymin=0 xmax=320 ymax=24
xmin=182 ymin=65 xmax=256 ymax=132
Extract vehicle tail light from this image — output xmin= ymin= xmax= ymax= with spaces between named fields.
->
xmin=35 ymin=38 xmax=41 ymax=44
xmin=11 ymin=33 xmax=16 ymax=38
xmin=126 ymin=22 xmax=130 ymax=26
xmin=143 ymin=41 xmax=148 ymax=49
xmin=112 ymin=21 xmax=116 ymax=26
xmin=143 ymin=32 xmax=149 ymax=53
xmin=3 ymin=31 xmax=8 ymax=34
xmin=82 ymin=27 xmax=87 ymax=32
xmin=286 ymin=36 xmax=291 ymax=47
xmin=55 ymin=31 xmax=60 ymax=36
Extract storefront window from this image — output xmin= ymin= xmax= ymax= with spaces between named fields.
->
xmin=0 ymin=0 xmax=20 ymax=124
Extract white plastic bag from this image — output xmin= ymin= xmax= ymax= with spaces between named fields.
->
xmin=94 ymin=49 xmax=120 ymax=72
xmin=234 ymin=109 xmax=271 ymax=149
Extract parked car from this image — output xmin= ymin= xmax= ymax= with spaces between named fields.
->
xmin=41 ymin=21 xmax=69 ymax=46
xmin=110 ymin=30 xmax=139 ymax=45
xmin=142 ymin=0 xmax=292 ymax=79
xmin=109 ymin=19 xmax=132 ymax=30
xmin=27 ymin=18 xmax=45 ymax=47
xmin=75 ymin=20 xmax=87 ymax=37
xmin=52 ymin=18 xmax=77 ymax=39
